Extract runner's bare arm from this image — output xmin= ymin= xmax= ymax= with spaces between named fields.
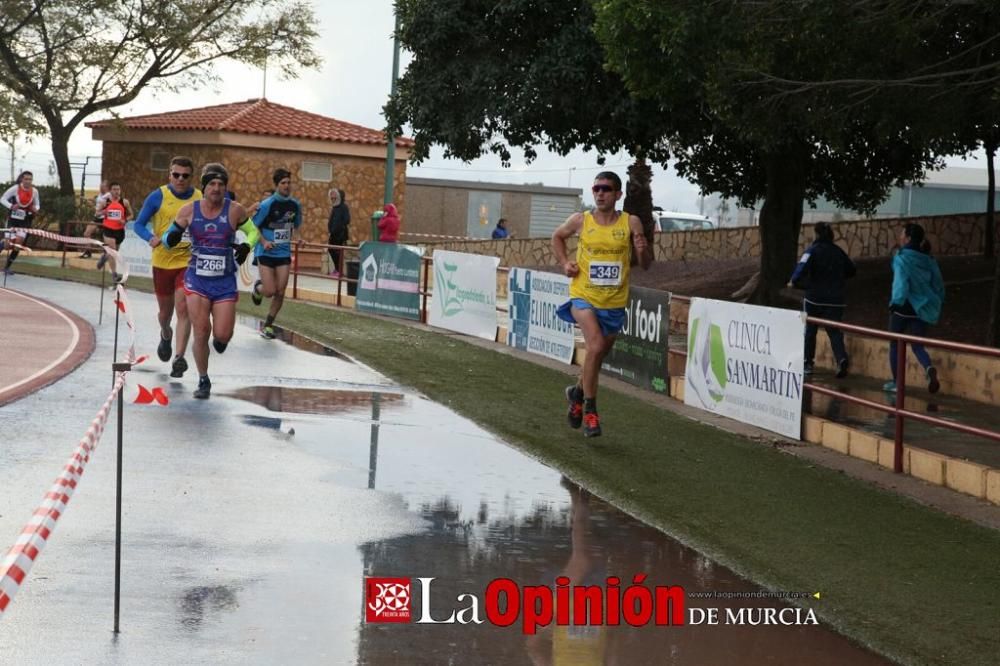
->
xmin=629 ymin=215 xmax=652 ymax=270
xmin=552 ymin=212 xmax=584 ymax=277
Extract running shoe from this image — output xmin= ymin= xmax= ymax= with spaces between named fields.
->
xmin=835 ymin=357 xmax=849 ymax=379
xmin=157 ymin=327 xmax=173 ymax=362
xmin=583 ymin=411 xmax=602 ymax=438
xmin=565 ymin=385 xmax=583 ymax=429
xmin=79 ymin=250 xmax=92 ymax=258
xmin=882 ymin=381 xmax=897 ymax=393
xmin=251 ymin=280 xmax=263 ymax=306
xmin=96 ymin=253 xmax=108 ymax=270
xmin=803 ymin=361 xmax=814 ymax=376
xmin=193 ymin=376 xmax=211 ymax=400
xmin=170 ymin=356 xmax=188 ymax=378
xmin=927 ymin=366 xmax=940 ymax=394
xmin=262 ymin=325 xmax=276 ymax=339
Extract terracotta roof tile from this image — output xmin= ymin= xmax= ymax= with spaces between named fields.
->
xmin=86 ymin=98 xmax=413 ymax=148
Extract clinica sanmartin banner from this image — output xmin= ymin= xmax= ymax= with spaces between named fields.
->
xmin=684 ymin=298 xmax=804 ymax=439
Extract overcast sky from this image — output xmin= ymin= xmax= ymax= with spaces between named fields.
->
xmin=14 ymin=0 xmax=984 ymax=212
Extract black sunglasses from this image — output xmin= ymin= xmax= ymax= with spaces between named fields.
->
xmin=592 ymin=184 xmax=615 ymax=193
xmin=171 ymin=172 xmax=192 ymax=179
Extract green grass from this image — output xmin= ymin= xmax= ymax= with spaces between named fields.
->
xmin=14 ymin=262 xmax=1000 ymax=665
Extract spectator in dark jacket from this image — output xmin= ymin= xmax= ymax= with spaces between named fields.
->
xmin=492 ymin=218 xmax=510 ymax=239
xmin=788 ymin=222 xmax=856 ymax=377
xmin=327 ymin=188 xmax=350 ymax=276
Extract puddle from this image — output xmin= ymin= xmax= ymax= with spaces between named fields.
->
xmin=224 ymin=385 xmax=404 ymax=416
xmin=238 ymin=315 xmax=353 ymax=360
xmin=179 ymin=585 xmax=241 ymax=631
xmin=806 ymin=374 xmax=1000 ymax=468
xmin=355 ymin=478 xmax=889 ymax=665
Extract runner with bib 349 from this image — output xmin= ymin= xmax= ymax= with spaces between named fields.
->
xmin=551 ymin=171 xmax=652 ymax=438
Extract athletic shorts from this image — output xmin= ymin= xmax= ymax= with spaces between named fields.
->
xmin=255 ymin=255 xmax=291 ymax=268
xmin=556 ymin=298 xmax=627 ymax=337
xmin=6 ymin=217 xmax=31 ymax=229
xmin=152 ymin=266 xmax=186 ymax=296
xmin=184 ymin=272 xmax=238 ymax=304
xmin=101 ymin=227 xmax=126 ymax=245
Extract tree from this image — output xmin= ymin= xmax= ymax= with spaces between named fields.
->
xmin=384 ymin=0 xmax=671 ymax=241
xmin=0 ymin=90 xmax=44 ymax=181
xmin=0 ymin=1 xmax=321 ymax=195
xmin=591 ymin=0 xmax=945 ymax=303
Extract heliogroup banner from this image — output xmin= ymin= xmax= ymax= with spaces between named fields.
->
xmin=683 ymin=297 xmax=804 ymax=439
xmin=428 ymin=250 xmax=500 ymax=340
xmin=507 ymin=268 xmax=575 ymax=364
xmin=356 ymin=241 xmax=423 ymax=321
xmin=601 ymin=286 xmax=671 ymax=393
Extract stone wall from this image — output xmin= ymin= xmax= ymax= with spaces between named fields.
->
xmin=99 ymin=141 xmax=406 ymax=269
xmin=409 ymin=212 xmax=990 ymax=268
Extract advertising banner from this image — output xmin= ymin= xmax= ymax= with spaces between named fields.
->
xmin=117 ymin=221 xmax=259 ymax=291
xmin=601 ymin=287 xmax=670 ymax=393
xmin=356 ymin=241 xmax=423 ymax=321
xmin=684 ymin=298 xmax=804 ymax=439
xmin=507 ymin=268 xmax=575 ymax=364
xmin=429 ymin=250 xmax=500 ymax=340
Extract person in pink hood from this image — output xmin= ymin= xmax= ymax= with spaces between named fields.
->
xmin=377 ymin=203 xmax=400 ymax=242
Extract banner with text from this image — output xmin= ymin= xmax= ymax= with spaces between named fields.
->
xmin=601 ymin=287 xmax=670 ymax=393
xmin=117 ymin=221 xmax=259 ymax=292
xmin=429 ymin=250 xmax=500 ymax=340
xmin=356 ymin=241 xmax=423 ymax=321
xmin=507 ymin=268 xmax=575 ymax=364
xmin=684 ymin=298 xmax=804 ymax=439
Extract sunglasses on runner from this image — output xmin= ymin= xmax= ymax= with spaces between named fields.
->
xmin=592 ymin=184 xmax=615 ymax=193
xmin=171 ymin=172 xmax=192 ymax=180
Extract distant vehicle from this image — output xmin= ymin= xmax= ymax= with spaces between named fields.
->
xmin=653 ymin=211 xmax=716 ymax=232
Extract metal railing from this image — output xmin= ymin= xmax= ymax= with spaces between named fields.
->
xmin=669 ymin=294 xmax=1000 ymax=473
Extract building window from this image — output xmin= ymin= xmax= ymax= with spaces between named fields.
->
xmin=302 ymin=161 xmax=333 ymax=182
xmin=151 ymin=151 xmax=170 ymax=172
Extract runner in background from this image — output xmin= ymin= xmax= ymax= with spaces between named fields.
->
xmin=95 ymin=182 xmax=134 ymax=283
xmin=80 ymin=180 xmax=109 ymax=259
xmin=250 ymin=168 xmax=301 ymax=339
xmin=1 ymin=171 xmax=41 ymax=275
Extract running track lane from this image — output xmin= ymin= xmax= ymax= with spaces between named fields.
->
xmin=0 ymin=288 xmax=95 ymax=407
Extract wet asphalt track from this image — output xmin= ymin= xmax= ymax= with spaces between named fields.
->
xmin=0 ymin=276 xmax=889 ymax=665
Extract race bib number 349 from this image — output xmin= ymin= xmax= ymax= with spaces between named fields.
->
xmin=589 ymin=261 xmax=622 ymax=287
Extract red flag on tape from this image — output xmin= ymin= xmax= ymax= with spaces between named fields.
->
xmin=114 ymin=298 xmax=125 ymax=313
xmin=151 ymin=388 xmax=169 ymax=406
xmin=133 ymin=385 xmax=154 ymax=404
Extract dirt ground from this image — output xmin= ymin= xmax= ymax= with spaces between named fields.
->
xmin=630 ymin=254 xmax=995 ymax=345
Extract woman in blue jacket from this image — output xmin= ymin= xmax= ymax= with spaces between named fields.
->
xmin=885 ymin=223 xmax=944 ymax=393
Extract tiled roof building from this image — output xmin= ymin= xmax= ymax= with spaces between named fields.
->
xmin=87 ymin=99 xmax=411 ymax=264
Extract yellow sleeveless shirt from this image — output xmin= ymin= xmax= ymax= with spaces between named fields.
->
xmin=151 ymin=185 xmax=202 ymax=270
xmin=569 ymin=210 xmax=631 ymax=309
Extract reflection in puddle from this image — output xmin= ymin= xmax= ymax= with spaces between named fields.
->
xmin=356 ymin=479 xmax=889 ymax=665
xmin=179 ymin=585 xmax=240 ymax=631
xmin=238 ymin=316 xmax=352 ymax=360
xmin=224 ymin=385 xmax=404 ymax=416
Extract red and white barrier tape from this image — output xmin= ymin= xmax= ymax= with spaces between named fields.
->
xmin=14 ymin=227 xmax=129 ymax=283
xmin=0 ymin=283 xmax=144 ymax=618
xmin=0 ymin=371 xmax=127 ymax=616
xmin=398 ymin=232 xmax=477 ymax=240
